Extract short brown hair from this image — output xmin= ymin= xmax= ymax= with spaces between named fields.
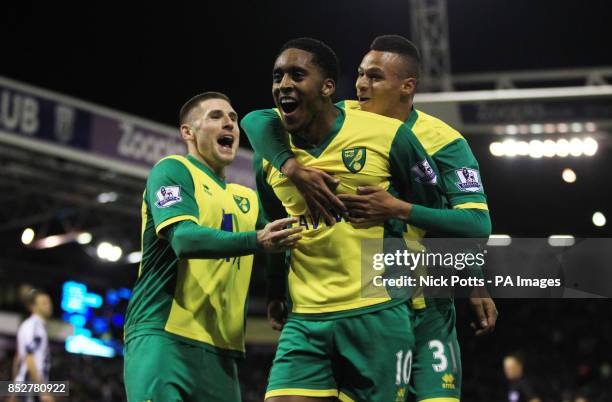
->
xmin=179 ymin=92 xmax=231 ymax=126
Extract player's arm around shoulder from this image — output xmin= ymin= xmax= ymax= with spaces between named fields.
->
xmin=336 ymin=120 xmax=441 ymax=227
xmin=245 ymin=113 xmax=346 ymax=225
xmin=240 ymin=108 xmax=292 ymax=171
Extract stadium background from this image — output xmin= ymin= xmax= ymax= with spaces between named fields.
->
xmin=1 ymin=1 xmax=611 ymax=401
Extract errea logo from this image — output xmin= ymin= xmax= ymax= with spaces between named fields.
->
xmin=394 ymin=387 xmax=406 ymax=402
xmin=442 ymin=373 xmax=456 ymax=389
xmin=202 ymin=184 xmax=213 ymax=196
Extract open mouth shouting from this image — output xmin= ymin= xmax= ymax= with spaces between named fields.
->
xmin=216 ymin=133 xmax=236 ymax=154
xmin=279 ymin=96 xmax=299 ymax=116
xmin=358 ymin=96 xmax=371 ymax=106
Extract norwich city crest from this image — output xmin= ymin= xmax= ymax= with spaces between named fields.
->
xmin=233 ymin=195 xmax=251 ymax=213
xmin=342 ymin=147 xmax=366 ymax=173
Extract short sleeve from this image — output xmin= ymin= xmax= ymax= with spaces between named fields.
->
xmin=146 ymin=158 xmax=199 ymax=235
xmin=433 ymin=139 xmax=488 ymax=209
xmin=18 ymin=321 xmax=40 ymax=354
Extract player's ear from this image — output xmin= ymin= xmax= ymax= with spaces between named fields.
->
xmin=400 ymin=77 xmax=417 ymax=97
xmin=180 ymin=124 xmax=194 ymax=142
xmin=321 ymin=78 xmax=336 ymax=98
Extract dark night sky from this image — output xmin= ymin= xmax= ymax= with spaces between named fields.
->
xmin=2 ymin=1 xmax=611 ymax=238
xmin=1 ymin=1 xmax=611 ymax=289
xmin=2 ymin=0 xmax=611 ymax=129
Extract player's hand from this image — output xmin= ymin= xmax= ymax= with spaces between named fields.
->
xmin=40 ymin=395 xmax=55 ymax=402
xmin=257 ymin=217 xmax=303 ymax=253
xmin=469 ymin=287 xmax=498 ymax=336
xmin=338 ymin=186 xmax=411 ymax=227
xmin=282 ymin=158 xmax=345 ymax=226
xmin=267 ymin=299 xmax=288 ymax=331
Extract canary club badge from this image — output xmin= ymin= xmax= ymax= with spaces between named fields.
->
xmin=233 ymin=195 xmax=251 ymax=213
xmin=342 ymin=147 xmax=367 ymax=173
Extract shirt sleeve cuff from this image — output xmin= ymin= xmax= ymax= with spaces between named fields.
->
xmin=271 ymin=150 xmax=295 ymax=172
xmin=155 ymin=215 xmax=199 ymax=236
xmin=245 ymin=230 xmax=259 ymax=252
xmin=407 ymin=204 xmax=428 ymax=225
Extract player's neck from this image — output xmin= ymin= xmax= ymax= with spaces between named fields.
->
xmin=189 ymin=151 xmax=226 ymax=180
xmin=297 ymin=104 xmax=339 ymax=147
xmin=32 ymin=313 xmax=47 ymax=323
xmin=388 ymin=99 xmax=414 ymax=123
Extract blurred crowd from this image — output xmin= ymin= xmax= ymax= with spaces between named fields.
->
xmin=1 ymin=299 xmax=610 ymax=402
xmin=459 ymin=300 xmax=612 ymax=402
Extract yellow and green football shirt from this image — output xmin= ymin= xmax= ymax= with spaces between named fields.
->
xmin=124 ymin=154 xmax=262 ymax=356
xmin=249 ymin=106 xmax=448 ymax=318
xmin=342 ymin=100 xmax=488 ymax=212
xmin=341 ymin=100 xmax=490 ymax=310
xmin=243 ymin=100 xmax=491 ymax=311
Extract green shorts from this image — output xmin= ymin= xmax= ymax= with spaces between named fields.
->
xmin=266 ymin=302 xmax=414 ymax=402
xmin=409 ymin=300 xmax=461 ymax=402
xmin=123 ymin=333 xmax=241 ymax=402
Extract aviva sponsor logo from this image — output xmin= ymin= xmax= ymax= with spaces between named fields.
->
xmin=296 ymin=210 xmax=348 ymax=230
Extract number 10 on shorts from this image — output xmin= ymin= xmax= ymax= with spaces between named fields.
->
xmin=395 ymin=350 xmax=413 ymax=385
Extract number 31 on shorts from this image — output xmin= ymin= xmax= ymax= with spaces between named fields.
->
xmin=429 ymin=339 xmax=459 ymax=373
xmin=395 ymin=349 xmax=413 ymax=385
